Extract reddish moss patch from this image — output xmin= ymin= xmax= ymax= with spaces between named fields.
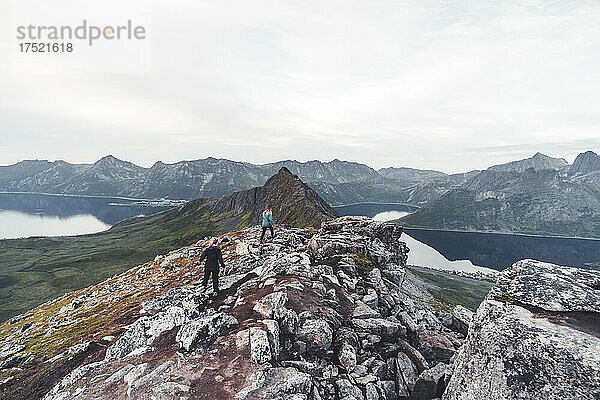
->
xmin=0 ymin=341 xmax=107 ymax=400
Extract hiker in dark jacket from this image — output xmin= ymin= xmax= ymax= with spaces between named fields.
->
xmin=199 ymin=238 xmax=225 ymax=295
xmin=260 ymin=207 xmax=274 ymax=243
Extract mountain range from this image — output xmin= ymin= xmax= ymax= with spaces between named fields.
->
xmin=2 ymin=150 xmax=600 ymax=238
xmin=400 ymin=151 xmax=600 ymax=238
xmin=0 ymin=155 xmax=467 ymax=206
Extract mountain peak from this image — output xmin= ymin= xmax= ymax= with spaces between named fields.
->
xmin=570 ymin=150 xmax=600 ymax=174
xmin=95 ymin=155 xmax=123 ymax=165
xmin=277 ymin=166 xmax=293 ymax=176
xmin=488 ymin=153 xmax=568 ymax=173
xmin=212 ymin=168 xmax=337 ymax=229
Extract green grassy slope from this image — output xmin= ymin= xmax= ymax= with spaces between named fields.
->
xmin=0 ymin=199 xmax=233 ymax=322
xmin=0 ymin=169 xmax=338 ymax=322
xmin=407 ymin=266 xmax=493 ymax=311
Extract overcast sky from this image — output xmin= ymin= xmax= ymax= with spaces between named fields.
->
xmin=1 ymin=0 xmax=599 ymax=173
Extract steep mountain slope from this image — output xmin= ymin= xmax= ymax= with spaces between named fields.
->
xmin=402 ymin=171 xmax=480 ymax=206
xmin=0 ymin=168 xmax=336 ymax=322
xmin=212 ymin=167 xmax=337 ymax=230
xmin=401 ymin=151 xmax=600 ymax=238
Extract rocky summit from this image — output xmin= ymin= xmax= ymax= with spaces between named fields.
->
xmin=0 ymin=217 xmax=471 ymax=400
xmin=0 ymin=217 xmax=598 ymax=400
xmin=445 ymin=259 xmax=600 ymax=400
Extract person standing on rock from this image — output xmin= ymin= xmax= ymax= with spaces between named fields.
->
xmin=199 ymin=238 xmax=225 ymax=296
xmin=260 ymin=207 xmax=275 ymax=243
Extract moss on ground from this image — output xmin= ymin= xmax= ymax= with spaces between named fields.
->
xmin=408 ymin=267 xmax=492 ymax=311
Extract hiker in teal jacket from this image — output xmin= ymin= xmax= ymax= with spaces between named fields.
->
xmin=260 ymin=208 xmax=275 ymax=243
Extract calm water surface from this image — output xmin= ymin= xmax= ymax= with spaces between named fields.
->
xmin=0 ymin=193 xmax=176 ymax=239
xmin=336 ymin=203 xmax=600 ymax=272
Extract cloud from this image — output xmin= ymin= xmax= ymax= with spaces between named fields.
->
xmin=1 ymin=0 xmax=599 ymax=173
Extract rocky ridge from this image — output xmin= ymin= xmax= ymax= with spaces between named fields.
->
xmin=0 ymin=217 xmax=471 ymax=400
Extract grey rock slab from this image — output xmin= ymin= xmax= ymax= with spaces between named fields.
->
xmin=253 ymin=291 xmax=288 ymax=319
xmin=297 ymin=319 xmax=333 ymax=353
xmin=336 ymin=378 xmax=365 ymax=400
xmin=236 ymin=367 xmax=313 ymax=400
xmin=351 ymin=318 xmax=406 ymax=337
xmin=176 ymin=309 xmax=238 ymax=352
xmin=444 ymin=298 xmax=600 ymax=400
xmin=105 ymin=306 xmax=186 ymax=360
xmin=338 ymin=342 xmax=357 ymax=370
xmin=250 ymin=327 xmax=272 ymax=364
xmin=396 ymin=351 xmax=418 ymax=392
xmin=365 ymin=382 xmax=380 ymax=400
xmin=43 ymin=361 xmax=106 ymax=400
xmin=262 ymin=319 xmax=280 ymax=360
xmin=105 ymin=363 xmax=135 ymax=384
xmin=127 ymin=360 xmax=175 ymax=398
xmin=377 ymin=380 xmax=397 ymax=400
xmin=398 ymin=339 xmax=430 ymax=373
xmin=451 ymin=306 xmax=473 ymax=336
xmin=353 ymin=301 xmax=380 ymax=319
xmin=491 ymin=259 xmax=600 ymax=312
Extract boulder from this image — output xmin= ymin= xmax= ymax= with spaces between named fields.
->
xmin=418 ymin=331 xmax=456 ymax=366
xmin=377 ymin=380 xmax=397 ymax=400
xmin=411 ymin=363 xmax=447 ymax=400
xmin=253 ymin=291 xmax=288 ymax=319
xmin=451 ymin=305 xmax=473 ymax=336
xmin=444 ymin=260 xmax=600 ymax=400
xmin=336 ymin=378 xmax=365 ymax=400
xmin=176 ymin=310 xmax=238 ymax=352
xmin=396 ymin=352 xmax=418 ymax=392
xmin=337 ymin=343 xmax=357 ymax=370
xmin=237 ymin=367 xmax=313 ymax=400
xmin=397 ymin=339 xmax=429 ymax=373
xmin=297 ymin=319 xmax=333 ymax=353
xmin=351 ymin=318 xmax=406 ymax=337
xmin=352 ymin=301 xmax=380 ymax=319
xmin=250 ymin=327 xmax=272 ymax=364
xmin=105 ymin=306 xmax=186 ymax=360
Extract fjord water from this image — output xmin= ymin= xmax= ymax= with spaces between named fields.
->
xmin=0 ymin=193 xmax=174 ymax=239
xmin=335 ymin=203 xmax=600 ymax=271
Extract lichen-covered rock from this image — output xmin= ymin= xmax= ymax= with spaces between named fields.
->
xmin=444 ymin=260 xmax=600 ymax=400
xmin=105 ymin=306 xmax=186 ymax=360
xmin=450 ymin=305 xmax=473 ymax=336
xmin=237 ymin=367 xmax=313 ymax=400
xmin=351 ymin=318 xmax=406 ymax=337
xmin=253 ymin=291 xmax=288 ymax=320
xmin=396 ymin=352 xmax=418 ymax=392
xmin=250 ymin=327 xmax=272 ymax=364
xmin=142 ymin=286 xmax=208 ymax=319
xmin=338 ymin=342 xmax=357 ymax=370
xmin=176 ymin=309 xmax=238 ymax=352
xmin=297 ymin=319 xmax=333 ymax=353
xmin=336 ymin=378 xmax=365 ymax=400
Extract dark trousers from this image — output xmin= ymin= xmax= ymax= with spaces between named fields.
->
xmin=202 ymin=268 xmax=219 ymax=293
xmin=260 ymin=226 xmax=274 ymax=242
